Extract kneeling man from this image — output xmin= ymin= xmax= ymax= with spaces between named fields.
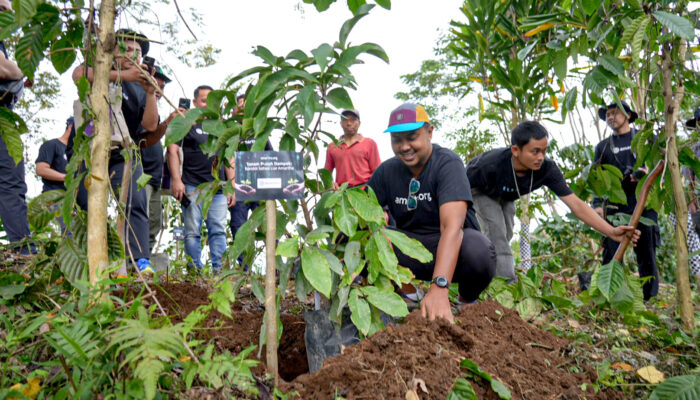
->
xmin=368 ymin=103 xmax=496 ymax=323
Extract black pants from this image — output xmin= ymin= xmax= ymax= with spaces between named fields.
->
xmin=0 ymin=139 xmax=31 ymax=253
xmin=391 ymin=227 xmax=496 ymax=302
xmin=77 ymin=158 xmax=150 ymax=260
xmin=602 ymin=214 xmax=659 ymax=300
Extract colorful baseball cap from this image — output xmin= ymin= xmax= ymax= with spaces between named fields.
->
xmin=385 ymin=103 xmax=430 ymax=133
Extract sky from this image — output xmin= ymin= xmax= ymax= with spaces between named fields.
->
xmin=25 ymin=0 xmax=464 ymax=197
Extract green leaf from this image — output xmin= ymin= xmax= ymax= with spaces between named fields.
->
xmin=564 ymin=86 xmax=577 ymax=111
xmin=305 ymin=224 xmax=335 ymax=244
xmin=447 ymin=377 xmax=478 ymax=400
xmin=301 ymin=247 xmax=332 ymax=297
xmin=0 ymin=272 xmax=26 ymax=299
xmin=648 ymin=374 xmax=700 ymax=400
xmin=515 ymin=297 xmax=543 ymax=321
xmin=652 ymin=11 xmax=695 ymax=40
xmin=344 ymin=240 xmax=362 ymax=274
xmin=276 ymin=238 xmax=299 ymax=258
xmin=57 ymin=239 xmax=87 ymax=284
xmin=553 ymin=51 xmax=567 ymax=81
xmin=581 ymin=0 xmax=598 ymax=15
xmin=372 ymin=231 xmax=398 ymax=278
xmin=297 ymin=84 xmax=316 ymax=128
xmin=136 ymin=172 xmax=151 ymax=190
xmin=258 ymin=68 xmax=318 ymax=102
xmin=598 ymin=55 xmax=625 ymax=76
xmin=312 ymin=43 xmax=333 ymax=72
xmin=345 ymin=188 xmax=384 ymax=223
xmin=13 ymin=0 xmax=39 ymax=26
xmin=252 ymin=45 xmax=278 ymax=66
xmin=596 ymin=260 xmax=624 ymax=300
xmin=0 ymin=11 xmax=18 ymax=41
xmin=165 ymin=108 xmax=207 ymax=146
xmin=50 ymin=36 xmax=75 ymax=74
xmin=319 ymin=248 xmax=344 ymax=275
xmin=460 ymin=358 xmax=512 ymax=399
xmin=348 ymin=288 xmax=371 ymax=335
xmin=333 ymin=197 xmax=358 ymax=237
xmin=325 ymin=87 xmax=354 ymax=110
xmin=382 ymin=228 xmax=433 ymax=263
xmin=0 ymin=107 xmax=27 ymax=164
xmin=16 ymin=23 xmax=44 ymax=80
xmin=339 ymin=4 xmax=374 ymax=48
xmin=360 ymin=286 xmax=409 ymax=317
xmin=583 ymin=66 xmax=612 ymax=94
xmin=374 ymin=0 xmax=390 ymax=9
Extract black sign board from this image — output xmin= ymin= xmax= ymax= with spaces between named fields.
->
xmin=235 ymin=151 xmax=304 ymax=201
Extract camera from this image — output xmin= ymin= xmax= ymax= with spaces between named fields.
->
xmin=178 ymin=98 xmax=191 ymax=110
xmin=180 ymin=195 xmax=191 ymax=208
xmin=142 ymin=56 xmax=156 ymax=73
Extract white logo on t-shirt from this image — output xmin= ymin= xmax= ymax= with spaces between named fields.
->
xmin=394 ymin=192 xmax=433 ymax=206
xmin=613 ymin=145 xmax=631 ymax=154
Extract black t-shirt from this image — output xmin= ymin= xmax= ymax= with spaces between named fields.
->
xmin=35 ymin=138 xmax=67 ymax=192
xmin=0 ymin=41 xmax=22 ymax=110
xmin=240 ymin=137 xmax=274 ymax=151
xmin=140 ymin=140 xmax=163 ymax=187
xmin=110 ymin=81 xmax=148 ymax=164
xmin=368 ymin=144 xmax=475 ymax=235
xmin=467 ymin=148 xmax=572 ymax=202
xmin=179 ymin=123 xmax=225 ymax=186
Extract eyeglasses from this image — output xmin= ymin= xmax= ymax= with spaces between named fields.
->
xmin=407 ymin=178 xmax=420 ymax=211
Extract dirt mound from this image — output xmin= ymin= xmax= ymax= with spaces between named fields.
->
xmin=283 ymin=301 xmax=624 ymax=400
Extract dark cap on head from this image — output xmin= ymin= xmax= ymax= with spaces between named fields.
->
xmin=115 ymin=28 xmax=149 ymax=57
xmin=341 ymin=109 xmax=360 ymax=120
xmin=598 ymin=100 xmax=638 ymax=123
xmin=66 ymin=116 xmax=74 ymax=127
xmin=153 ymin=66 xmax=171 ymax=83
xmin=686 ymin=108 xmax=700 ymax=128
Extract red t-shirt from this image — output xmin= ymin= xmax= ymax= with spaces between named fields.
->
xmin=324 ymin=135 xmax=381 ymax=187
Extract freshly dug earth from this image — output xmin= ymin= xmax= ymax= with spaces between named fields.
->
xmin=120 ymin=282 xmax=623 ymax=399
xmin=283 ymin=301 xmax=624 ymax=400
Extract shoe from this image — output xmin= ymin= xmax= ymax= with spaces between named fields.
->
xmin=397 ymin=284 xmax=424 ymax=310
xmin=136 ymin=258 xmax=155 ymax=275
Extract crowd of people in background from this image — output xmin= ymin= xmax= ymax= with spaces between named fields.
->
xmin=1 ymin=15 xmax=699 ymax=322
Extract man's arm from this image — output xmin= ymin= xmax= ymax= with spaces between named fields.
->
xmin=167 ymin=143 xmax=185 ymax=201
xmin=36 ymin=162 xmax=66 ymax=182
xmin=560 ymin=193 xmax=639 ymax=243
xmin=72 ymin=64 xmax=142 ymax=84
xmin=0 ymin=53 xmax=22 ymax=81
xmin=421 ymin=200 xmax=467 ymax=324
xmin=140 ymin=110 xmax=179 ymax=148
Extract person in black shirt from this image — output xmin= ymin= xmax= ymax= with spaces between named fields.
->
xmin=592 ymin=101 xmax=659 ymax=300
xmin=36 ymin=117 xmax=72 ymax=193
xmin=72 ymin=29 xmax=159 ymax=275
xmin=0 ymin=0 xmax=33 ymax=254
xmin=368 ymin=103 xmax=496 ymax=323
xmin=168 ymin=85 xmax=235 ymax=272
xmin=467 ymin=121 xmax=638 ymax=281
xmin=140 ymin=66 xmax=174 ymax=251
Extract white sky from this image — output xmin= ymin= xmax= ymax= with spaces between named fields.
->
xmin=25 ymin=0 xmax=464 ymax=197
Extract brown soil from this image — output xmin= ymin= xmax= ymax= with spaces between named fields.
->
xmin=116 ymin=282 xmax=624 ymax=399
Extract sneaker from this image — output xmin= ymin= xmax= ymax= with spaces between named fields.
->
xmin=136 ymin=258 xmax=155 ymax=275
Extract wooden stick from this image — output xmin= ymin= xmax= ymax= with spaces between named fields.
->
xmin=264 ymin=200 xmax=279 ymax=386
xmin=613 ymin=160 xmax=665 ymax=262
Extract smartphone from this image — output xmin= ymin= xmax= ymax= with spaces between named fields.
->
xmin=178 ymin=98 xmax=191 ymax=110
xmin=180 ymin=195 xmax=191 ymax=208
xmin=143 ymin=56 xmax=156 ymax=73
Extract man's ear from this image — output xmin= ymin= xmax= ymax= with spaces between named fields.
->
xmin=510 ymin=144 xmax=520 ymax=157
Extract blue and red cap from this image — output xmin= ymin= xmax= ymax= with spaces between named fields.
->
xmin=384 ymin=103 xmax=430 ymax=133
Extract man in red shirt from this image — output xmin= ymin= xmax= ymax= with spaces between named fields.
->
xmin=325 ymin=109 xmax=381 ymax=188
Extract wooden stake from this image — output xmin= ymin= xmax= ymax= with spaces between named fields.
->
xmin=264 ymin=200 xmax=279 ymax=386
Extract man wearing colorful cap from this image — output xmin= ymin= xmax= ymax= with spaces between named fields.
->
xmin=72 ymin=28 xmax=159 ymax=275
xmin=467 ymin=121 xmax=637 ymax=282
xmin=367 ymin=103 xmax=496 ymax=323
xmin=325 ymin=109 xmax=381 ymax=189
xmin=592 ymin=101 xmax=659 ymax=300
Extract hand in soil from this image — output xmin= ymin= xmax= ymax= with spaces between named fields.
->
xmin=420 ymin=287 xmax=454 ymax=323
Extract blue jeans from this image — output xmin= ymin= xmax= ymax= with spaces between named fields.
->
xmin=183 ymin=184 xmax=227 ymax=270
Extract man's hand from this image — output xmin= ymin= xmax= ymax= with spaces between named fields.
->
xmin=119 ymin=67 xmax=144 ymax=83
xmin=609 ymin=225 xmax=641 ymax=245
xmin=138 ymin=63 xmax=156 ymax=94
xmin=227 ymin=192 xmax=236 ymax=208
xmin=332 ymin=181 xmax=340 ymax=190
xmin=171 ymin=178 xmax=185 ymax=201
xmin=420 ymin=286 xmax=453 ymax=323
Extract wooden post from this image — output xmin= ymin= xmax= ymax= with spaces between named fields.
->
xmin=87 ymin=0 xmax=115 ymax=288
xmin=264 ymin=200 xmax=279 ymax=385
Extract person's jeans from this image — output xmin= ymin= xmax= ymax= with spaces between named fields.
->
xmin=144 ymin=184 xmax=162 ymax=252
xmin=472 ymin=188 xmax=516 ymax=280
xmin=183 ymin=184 xmax=227 ymax=270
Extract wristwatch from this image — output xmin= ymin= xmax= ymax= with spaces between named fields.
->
xmin=432 ymin=276 xmax=449 ymax=288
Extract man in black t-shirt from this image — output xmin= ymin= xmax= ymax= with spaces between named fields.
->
xmin=35 ymin=117 xmax=73 ymax=233
xmin=592 ymin=101 xmax=659 ymax=300
xmin=0 ymin=0 xmax=32 ymax=254
xmin=467 ymin=121 xmax=638 ymax=281
xmin=72 ymin=29 xmax=160 ymax=275
xmin=368 ymin=103 xmax=496 ymax=323
xmin=168 ymin=85 xmax=235 ymax=272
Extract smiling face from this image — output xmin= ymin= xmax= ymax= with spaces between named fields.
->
xmin=605 ymin=107 xmax=631 ymax=132
xmin=512 ymin=137 xmax=548 ymax=171
xmin=390 ymin=123 xmax=434 ymax=174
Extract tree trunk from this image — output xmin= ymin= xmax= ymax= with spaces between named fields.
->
xmin=87 ymin=0 xmax=116 ymax=286
xmin=264 ymin=200 xmax=279 ymax=386
xmin=660 ymin=37 xmax=694 ymax=332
